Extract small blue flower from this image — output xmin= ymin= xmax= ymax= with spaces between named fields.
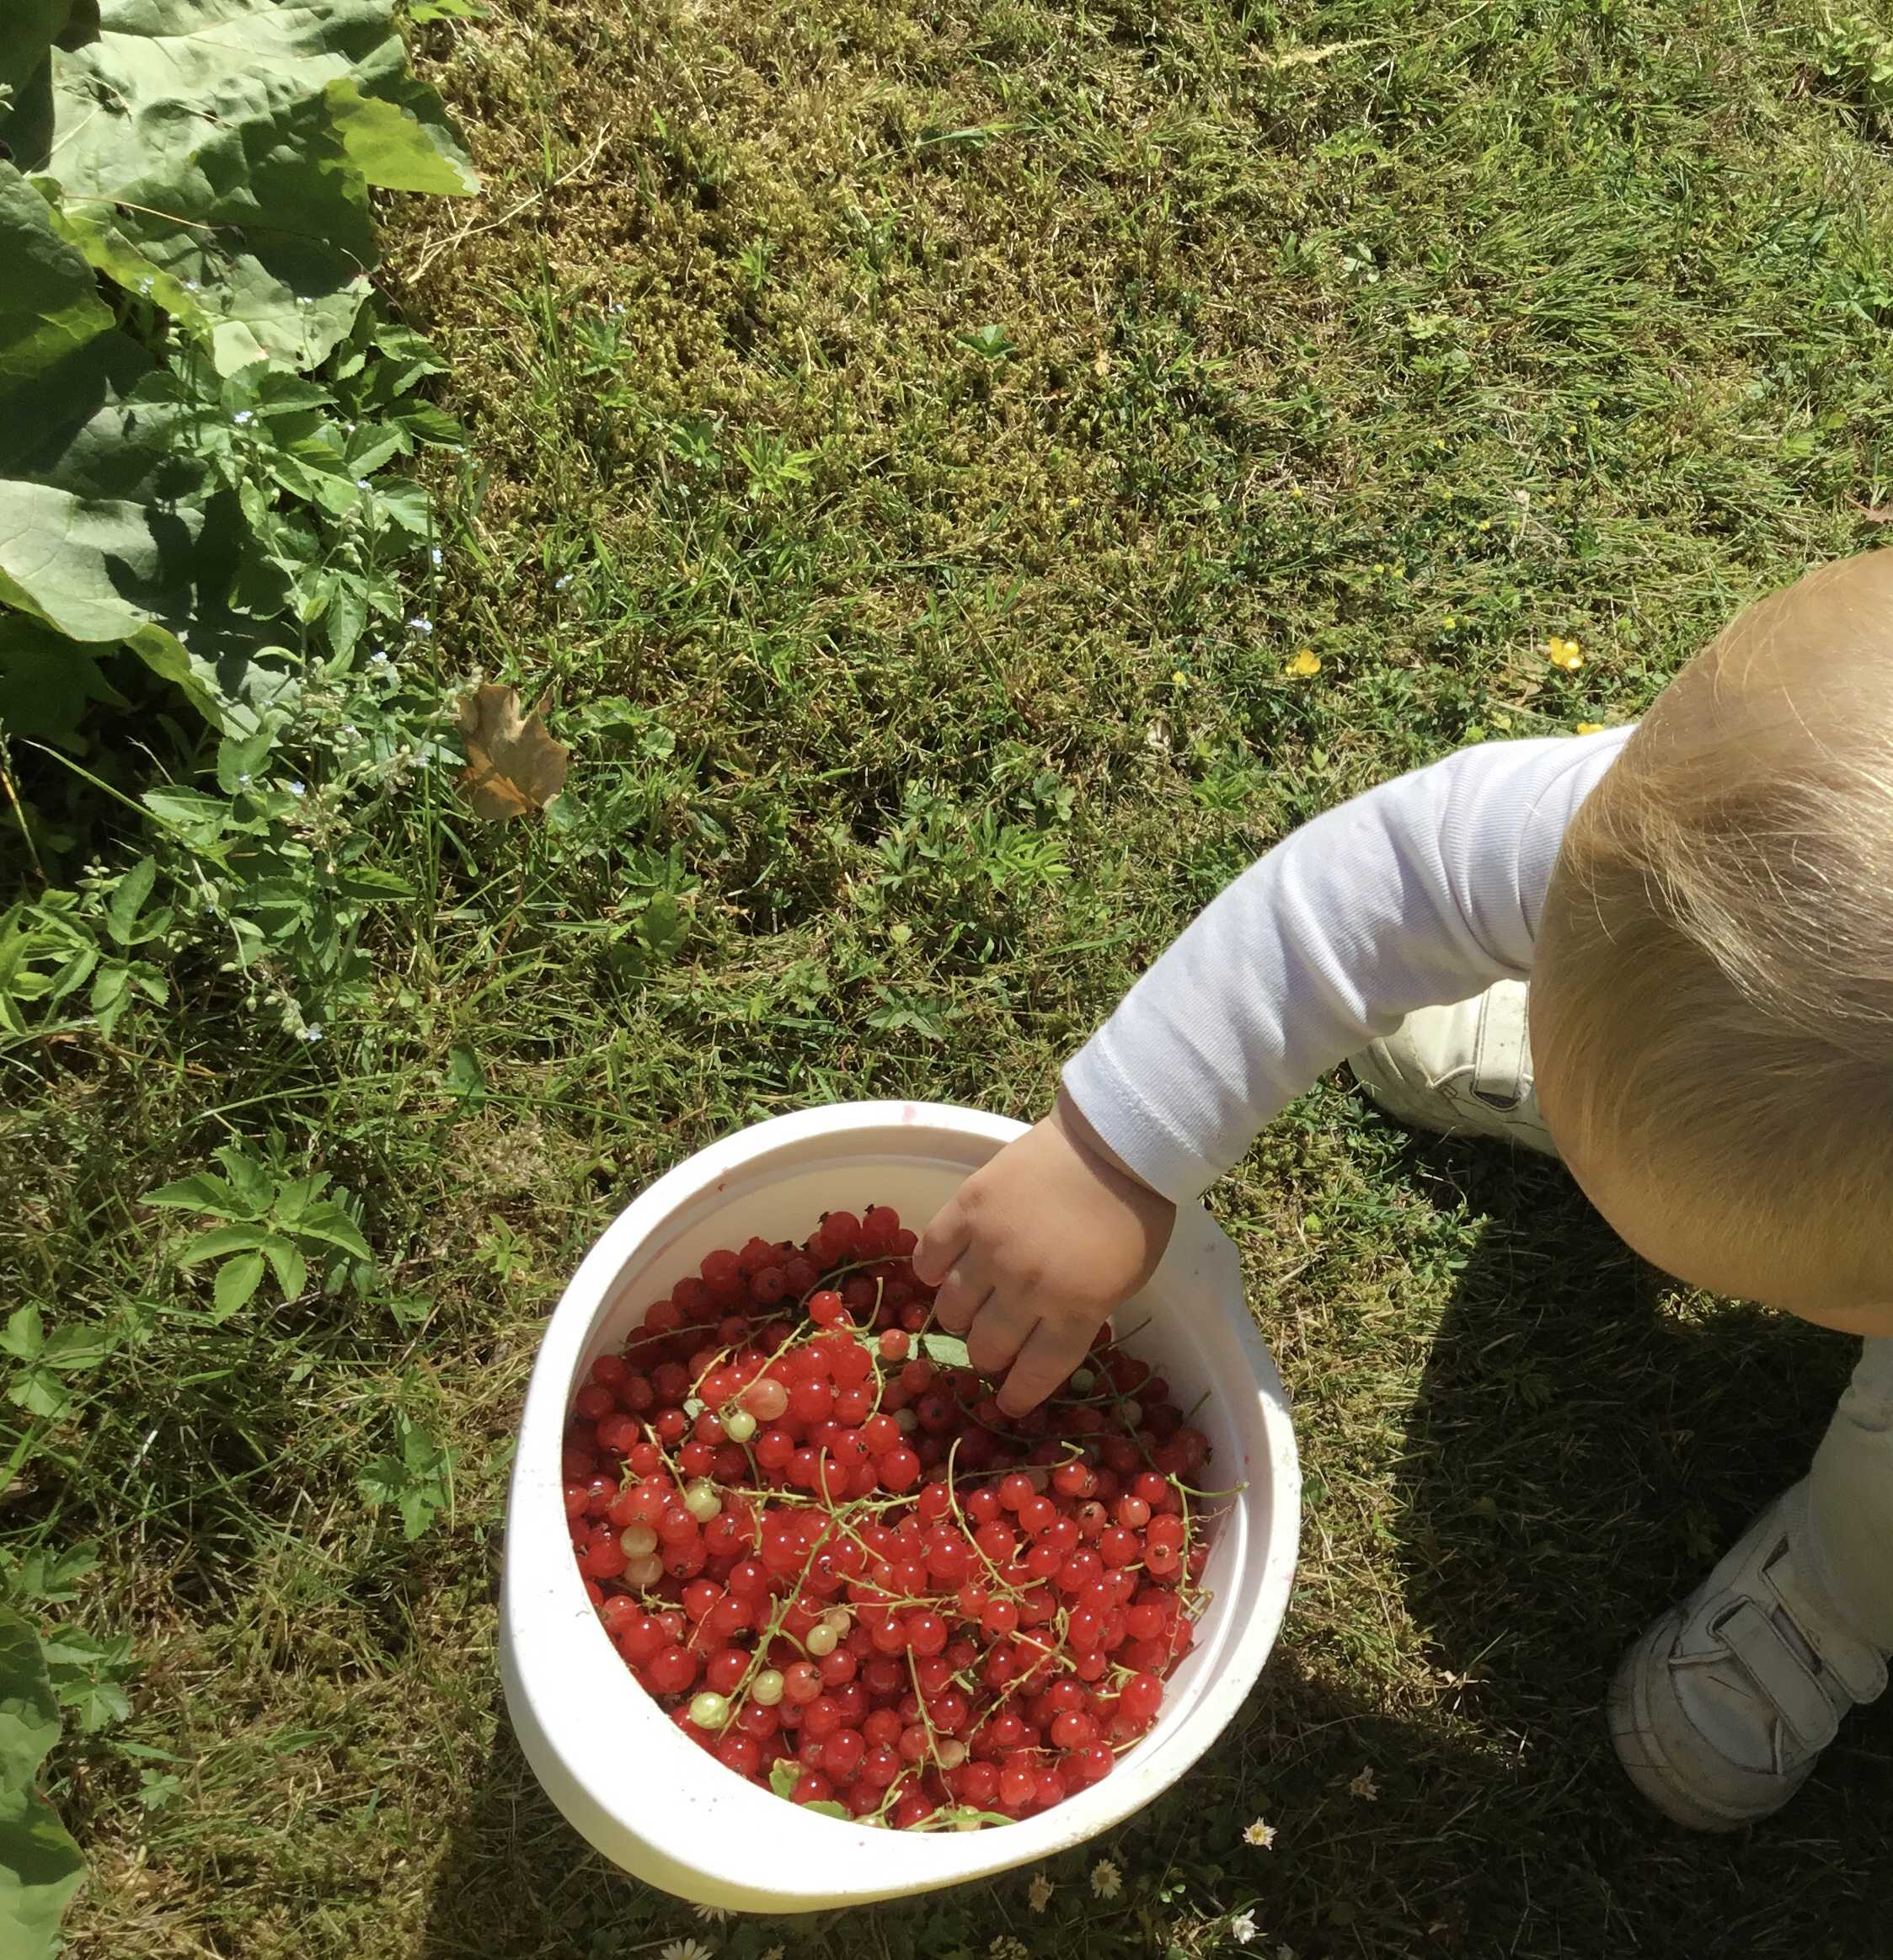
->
xmin=407 ymin=617 xmax=433 ymax=635
xmin=299 ymin=1024 xmax=324 ymax=1044
xmin=286 ymin=780 xmax=307 ymax=798
xmin=233 ymin=409 xmax=254 ymax=426
xmin=430 ymin=547 xmax=443 ymax=567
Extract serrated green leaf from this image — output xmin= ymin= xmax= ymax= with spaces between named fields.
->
xmin=212 ymin=1146 xmax=275 ymax=1212
xmin=102 ymin=857 xmax=157 ymax=949
xmin=391 ymin=401 xmax=468 ymax=447
xmin=142 ymin=1173 xmax=240 ymax=1216
xmin=1 ymin=1545 xmax=98 ymax=1609
xmin=6 ymin=1367 xmax=71 ymax=1421
xmin=767 ymin=1759 xmax=799 ymax=1799
xmin=291 ymin=1204 xmax=372 ymax=1263
xmin=801 ymin=1799 xmax=851 ymax=1819
xmin=40 ymin=1628 xmax=132 ymax=1735
xmin=175 ymin=1222 xmax=272 ymax=1265
xmin=261 ymin=1238 xmax=307 ymax=1301
xmin=0 ymin=1309 xmax=43 ymax=1363
xmin=211 ymin=1252 xmax=265 ymax=1320
xmin=0 ymin=1605 xmax=87 ymax=1960
xmin=39 ymin=1323 xmax=115 ymax=1372
xmin=444 ymin=1044 xmax=485 ymax=1105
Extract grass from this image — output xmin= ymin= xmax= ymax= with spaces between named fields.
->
xmin=8 ymin=0 xmax=1893 ymax=1954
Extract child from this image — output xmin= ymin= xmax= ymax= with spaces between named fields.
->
xmin=914 ymin=551 xmax=1893 ymax=1831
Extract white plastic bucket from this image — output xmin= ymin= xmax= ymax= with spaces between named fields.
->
xmin=500 ymin=1100 xmax=1299 ymax=1911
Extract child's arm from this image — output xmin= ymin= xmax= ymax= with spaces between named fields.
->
xmin=916 ymin=728 xmax=1630 ymax=1413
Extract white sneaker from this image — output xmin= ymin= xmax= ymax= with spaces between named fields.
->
xmin=1346 ymin=980 xmax=1559 ymax=1157
xmin=1609 ymin=1481 xmax=1889 ymax=1830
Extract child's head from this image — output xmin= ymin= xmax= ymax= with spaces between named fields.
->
xmin=1534 ymin=551 xmax=1893 ymax=1333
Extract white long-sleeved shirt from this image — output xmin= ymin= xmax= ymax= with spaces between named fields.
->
xmin=1062 ymin=728 xmax=1635 ymax=1203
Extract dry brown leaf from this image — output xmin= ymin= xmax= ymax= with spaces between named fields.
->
xmin=1858 ymin=504 xmax=1893 ymax=525
xmin=458 ymin=683 xmax=570 ymax=820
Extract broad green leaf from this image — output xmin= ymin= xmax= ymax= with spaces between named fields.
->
xmin=0 ymin=1 xmax=69 ymax=183
xmin=0 ymin=165 xmax=151 ymax=477
xmin=24 ymin=0 xmax=476 ymax=373
xmin=767 ymin=1759 xmax=799 ymax=1800
xmin=0 ymin=1606 xmax=86 ymax=1960
xmin=0 ymin=479 xmax=202 ymax=645
xmin=175 ymin=1222 xmax=272 ymax=1265
xmin=211 ymin=1252 xmax=265 ymax=1320
xmin=0 ymin=612 xmax=128 ymax=748
xmin=324 ymin=76 xmax=479 ymax=195
xmin=39 ymin=198 xmax=216 ymax=337
xmin=102 ymin=858 xmax=158 ymax=949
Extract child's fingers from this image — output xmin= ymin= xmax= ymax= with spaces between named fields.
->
xmin=965 ymin=1291 xmax=1035 ymax=1380
xmin=912 ymin=1194 xmax=969 ymax=1288
xmin=997 ymin=1318 xmax=1086 ymax=1418
xmin=931 ymin=1262 xmax=990 ymax=1335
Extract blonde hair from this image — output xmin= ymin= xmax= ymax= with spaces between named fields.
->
xmin=1534 ymin=550 xmax=1893 ymax=1300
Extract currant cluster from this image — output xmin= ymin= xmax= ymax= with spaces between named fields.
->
xmin=562 ymin=1203 xmax=1217 ymax=1830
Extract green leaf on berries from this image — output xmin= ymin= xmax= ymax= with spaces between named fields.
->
xmin=767 ymin=1759 xmax=799 ymax=1800
xmin=927 ymin=1805 xmax=1015 ymax=1829
xmin=921 ymin=1332 xmax=971 ymax=1370
xmin=802 ymin=1799 xmax=850 ymax=1819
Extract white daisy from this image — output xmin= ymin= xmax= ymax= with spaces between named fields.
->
xmin=1348 ymin=1765 xmax=1379 ymax=1802
xmin=692 ymin=1905 xmax=732 ymax=1925
xmin=1229 ymin=1911 xmax=1258 ymax=1945
xmin=660 ymin=1942 xmax=714 ymax=1960
xmin=1091 ymin=1857 xmax=1122 ymax=1900
xmin=1243 ymin=1818 xmax=1276 ymax=1849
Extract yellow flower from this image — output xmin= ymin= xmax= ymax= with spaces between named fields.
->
xmin=1286 ymin=649 xmax=1321 ymax=677
xmin=1575 ymin=721 xmax=1606 ymax=736
xmin=1170 ymin=668 xmax=1190 ymax=686
xmin=1548 ymin=637 xmax=1584 ymax=670
xmin=1372 ymin=561 xmax=1386 ymax=574
xmin=1289 ymin=486 xmax=1304 ymax=499
xmin=1441 ymin=616 xmax=1457 ymax=630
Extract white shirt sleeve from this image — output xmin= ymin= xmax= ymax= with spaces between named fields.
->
xmin=1061 ymin=727 xmax=1634 ymax=1203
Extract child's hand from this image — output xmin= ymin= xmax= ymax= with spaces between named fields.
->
xmin=913 ymin=1091 xmax=1175 ymax=1417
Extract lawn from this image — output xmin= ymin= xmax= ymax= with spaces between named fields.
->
xmin=11 ymin=0 xmax=1893 ymax=1955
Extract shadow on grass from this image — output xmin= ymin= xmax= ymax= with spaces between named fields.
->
xmin=417 ymin=1135 xmax=1890 ymax=1960
xmin=1378 ymin=1133 xmax=1892 ymax=1960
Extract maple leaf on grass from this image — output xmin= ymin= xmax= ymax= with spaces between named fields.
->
xmin=458 ymin=683 xmax=570 ymax=820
